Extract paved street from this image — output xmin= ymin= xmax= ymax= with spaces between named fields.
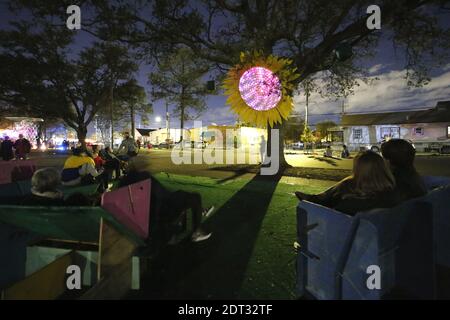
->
xmin=29 ymin=148 xmax=450 ymax=178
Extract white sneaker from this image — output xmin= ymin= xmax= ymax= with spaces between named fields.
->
xmin=202 ymin=206 xmax=215 ymax=218
xmin=168 ymin=235 xmax=181 ymax=245
xmin=191 ymin=231 xmax=212 ymax=243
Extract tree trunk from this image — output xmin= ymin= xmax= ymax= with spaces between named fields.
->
xmin=130 ymin=104 xmax=135 ymax=138
xmin=36 ymin=122 xmax=44 ymax=148
xmin=266 ymin=121 xmax=289 ymax=172
xmin=109 ymin=80 xmax=114 ymax=149
xmin=77 ymin=124 xmax=88 ymax=149
xmin=180 ymin=105 xmax=184 ymax=143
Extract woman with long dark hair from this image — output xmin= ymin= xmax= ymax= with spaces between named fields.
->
xmin=295 ymin=151 xmax=401 ymax=215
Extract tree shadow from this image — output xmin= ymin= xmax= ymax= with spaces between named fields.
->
xmin=307 ymin=156 xmax=340 ymax=167
xmin=139 ymin=172 xmax=283 ymax=299
xmin=214 ymin=165 xmax=255 ymax=184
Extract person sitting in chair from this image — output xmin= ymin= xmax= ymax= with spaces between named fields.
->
xmin=341 ymin=144 xmax=350 ymax=159
xmin=381 ymin=139 xmax=426 ymax=201
xmin=100 ymin=146 xmax=124 ymax=180
xmin=61 ymin=147 xmax=107 ymax=190
xmin=21 ymin=168 xmax=65 ymax=206
xmin=22 ymin=168 xmax=95 ymax=206
xmin=117 ymin=132 xmax=138 ymax=159
xmin=295 ymin=151 xmax=402 ymax=215
xmin=323 ymin=146 xmax=333 ymax=158
xmin=119 ymin=170 xmax=215 ymax=245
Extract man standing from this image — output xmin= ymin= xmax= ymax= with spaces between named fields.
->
xmin=259 ymin=135 xmax=267 ymax=165
xmin=14 ymin=134 xmax=32 ymax=160
xmin=1 ymin=136 xmax=14 ymax=161
xmin=118 ymin=132 xmax=138 ymax=158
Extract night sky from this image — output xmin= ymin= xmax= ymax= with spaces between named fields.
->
xmin=1 ymin=1 xmax=449 ymax=132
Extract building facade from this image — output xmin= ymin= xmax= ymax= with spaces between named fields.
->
xmin=331 ymin=101 xmax=450 ymax=153
xmin=142 ymin=124 xmax=266 ymax=149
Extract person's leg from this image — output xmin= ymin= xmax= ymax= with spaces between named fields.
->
xmin=167 ymin=190 xmax=212 ymax=242
xmin=79 ymin=163 xmax=98 ymax=177
xmin=104 ymin=160 xmax=119 ymax=180
xmin=112 ymin=159 xmax=121 ymax=178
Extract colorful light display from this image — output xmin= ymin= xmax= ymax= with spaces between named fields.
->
xmin=238 ymin=67 xmax=282 ymax=111
xmin=223 ymin=52 xmax=299 ymax=127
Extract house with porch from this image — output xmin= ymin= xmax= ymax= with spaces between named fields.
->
xmin=329 ymin=101 xmax=450 ymax=153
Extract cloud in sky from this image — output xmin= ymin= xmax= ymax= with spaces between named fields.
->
xmin=293 ymin=64 xmax=450 ymax=123
xmin=150 ymin=64 xmax=450 ymax=129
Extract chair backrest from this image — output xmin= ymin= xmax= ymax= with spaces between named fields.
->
xmin=420 ymin=185 xmax=450 ymax=267
xmin=0 ymin=160 xmax=37 ymax=184
xmin=422 ymin=175 xmax=450 ymax=191
xmin=11 ymin=160 xmax=37 ymax=182
xmin=0 ymin=181 xmax=23 ymax=199
xmin=341 ymin=200 xmax=435 ymax=300
xmin=101 ymin=179 xmax=151 ymax=239
xmin=0 ymin=162 xmax=12 ymax=184
xmin=0 ymin=223 xmax=39 ymax=289
xmin=296 ymin=201 xmax=356 ymax=299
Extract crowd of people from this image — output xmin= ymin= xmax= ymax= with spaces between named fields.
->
xmin=295 ymin=139 xmax=426 ymax=215
xmin=9 ymin=132 xmax=214 ymax=248
xmin=0 ymin=136 xmax=430 ymax=247
xmin=0 ymin=134 xmax=32 ymax=161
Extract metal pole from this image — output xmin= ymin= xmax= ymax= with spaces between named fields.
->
xmin=305 ymin=85 xmax=309 ymax=128
xmin=166 ymin=101 xmax=169 ymax=141
xmin=110 ymin=81 xmax=114 ymax=149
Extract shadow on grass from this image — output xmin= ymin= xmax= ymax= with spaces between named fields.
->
xmin=307 ymin=156 xmax=341 ymax=167
xmin=215 ymin=165 xmax=256 ymax=184
xmin=139 ymin=172 xmax=283 ymax=299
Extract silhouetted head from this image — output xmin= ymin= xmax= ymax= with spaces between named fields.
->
xmin=352 ymin=150 xmax=395 ymax=197
xmin=18 ymin=134 xmax=24 ymax=139
xmin=31 ymin=168 xmax=61 ymax=193
xmin=381 ymin=139 xmax=416 ymax=168
xmin=72 ymin=147 xmax=84 ymax=156
xmin=124 ymin=132 xmax=130 ymax=139
xmin=72 ymin=147 xmax=86 ymax=157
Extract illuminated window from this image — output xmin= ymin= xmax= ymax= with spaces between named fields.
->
xmin=447 ymin=125 xmax=450 ymax=138
xmin=414 ymin=127 xmax=424 ymax=135
xmin=353 ymin=128 xmax=363 ymax=140
xmin=380 ymin=127 xmax=400 ymax=139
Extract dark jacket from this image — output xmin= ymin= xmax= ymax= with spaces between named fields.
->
xmin=21 ymin=194 xmax=66 ymax=206
xmin=391 ymin=166 xmax=427 ymax=201
xmin=1 ymin=140 xmax=14 ymax=160
xmin=302 ymin=178 xmax=402 ymax=216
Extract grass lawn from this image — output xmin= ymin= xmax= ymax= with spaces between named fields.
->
xmin=134 ymin=172 xmax=333 ymax=300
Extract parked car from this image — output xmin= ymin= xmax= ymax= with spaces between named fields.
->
xmin=156 ymin=142 xmax=173 ymax=149
xmin=290 ymin=142 xmax=304 ymax=150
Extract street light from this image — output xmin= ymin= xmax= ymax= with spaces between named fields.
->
xmin=155 ymin=116 xmax=162 ymax=123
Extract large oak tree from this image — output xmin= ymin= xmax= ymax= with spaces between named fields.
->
xmin=0 ymin=20 xmax=137 ymax=147
xmin=6 ymin=0 xmax=450 ymax=170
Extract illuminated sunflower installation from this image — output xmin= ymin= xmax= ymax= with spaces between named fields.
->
xmin=223 ymin=52 xmax=299 ymax=127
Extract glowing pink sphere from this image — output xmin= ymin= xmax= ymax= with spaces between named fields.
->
xmin=238 ymin=67 xmax=282 ymax=111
